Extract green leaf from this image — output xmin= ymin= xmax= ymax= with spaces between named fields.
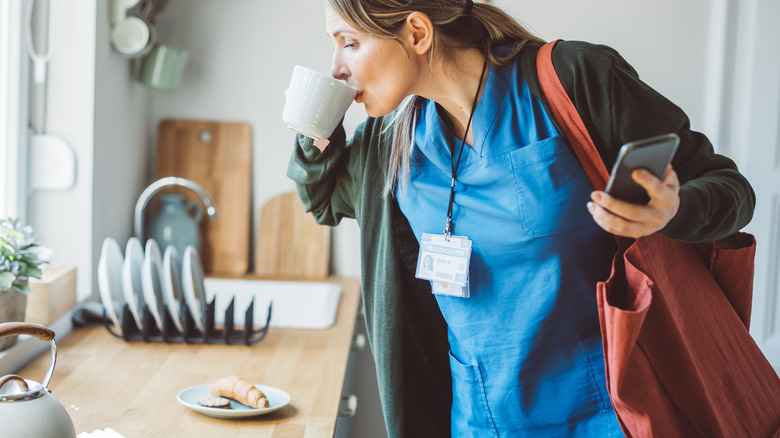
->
xmin=13 ymin=282 xmax=33 ymax=295
xmin=0 ymin=271 xmax=14 ymax=290
xmin=22 ymin=265 xmax=42 ymax=279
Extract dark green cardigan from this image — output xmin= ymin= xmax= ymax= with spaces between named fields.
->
xmin=287 ymin=41 xmax=755 ymax=437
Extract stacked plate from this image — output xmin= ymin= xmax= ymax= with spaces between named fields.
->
xmin=97 ymin=237 xmax=208 ymax=335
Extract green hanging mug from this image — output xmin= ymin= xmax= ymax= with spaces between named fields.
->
xmin=140 ymin=44 xmax=190 ymax=92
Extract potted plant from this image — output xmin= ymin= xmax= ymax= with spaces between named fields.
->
xmin=0 ymin=218 xmax=51 ymax=351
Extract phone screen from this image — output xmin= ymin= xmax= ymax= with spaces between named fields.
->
xmin=605 ymin=133 xmax=680 ymax=204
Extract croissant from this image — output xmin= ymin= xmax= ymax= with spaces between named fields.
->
xmin=208 ymin=375 xmax=269 ymax=408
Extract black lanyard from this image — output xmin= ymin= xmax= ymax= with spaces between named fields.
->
xmin=445 ymin=60 xmax=488 ymax=239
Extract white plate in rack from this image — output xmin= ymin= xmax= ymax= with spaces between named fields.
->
xmin=97 ymin=238 xmax=126 ymax=334
xmin=121 ymin=237 xmax=146 ymax=330
xmin=141 ymin=239 xmax=165 ymax=331
xmin=162 ymin=245 xmax=184 ymax=332
xmin=182 ymin=245 xmax=207 ymax=332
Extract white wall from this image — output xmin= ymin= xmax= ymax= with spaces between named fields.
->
xmin=497 ymin=0 xmax=724 ymax=150
xmin=730 ymin=0 xmax=780 ymax=369
xmin=27 ymin=0 xmax=97 ymax=301
xmin=28 ymin=0 xmax=152 ymax=301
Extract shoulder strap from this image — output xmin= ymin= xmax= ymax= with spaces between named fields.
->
xmin=536 ymin=40 xmax=610 ymax=190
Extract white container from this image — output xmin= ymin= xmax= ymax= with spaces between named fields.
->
xmin=283 ymin=65 xmax=357 ymax=140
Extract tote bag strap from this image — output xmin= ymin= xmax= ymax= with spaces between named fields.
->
xmin=536 ymin=40 xmax=610 ymax=190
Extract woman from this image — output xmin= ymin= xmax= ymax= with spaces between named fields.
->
xmin=287 ymin=0 xmax=755 ymax=436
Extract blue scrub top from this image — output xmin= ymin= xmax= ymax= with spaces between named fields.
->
xmin=397 ymin=54 xmax=624 ymax=437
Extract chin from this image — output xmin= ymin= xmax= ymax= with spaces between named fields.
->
xmin=364 ymin=102 xmax=394 ymax=118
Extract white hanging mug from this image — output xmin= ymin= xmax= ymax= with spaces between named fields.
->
xmin=110 ymin=0 xmax=156 ymax=58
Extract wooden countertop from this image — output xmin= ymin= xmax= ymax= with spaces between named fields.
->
xmin=17 ymin=277 xmax=361 ymax=437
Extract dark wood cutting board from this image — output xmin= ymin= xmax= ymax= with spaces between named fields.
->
xmin=157 ymin=119 xmax=252 ymax=275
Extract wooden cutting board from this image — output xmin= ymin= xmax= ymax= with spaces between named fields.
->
xmin=255 ymin=192 xmax=331 ymax=279
xmin=157 ymin=119 xmax=252 ymax=275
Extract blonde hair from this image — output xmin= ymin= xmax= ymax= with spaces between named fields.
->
xmin=327 ymin=0 xmax=544 ymax=197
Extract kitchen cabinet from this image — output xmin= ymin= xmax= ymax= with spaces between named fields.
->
xmin=335 ymin=311 xmax=387 ymax=438
xmin=16 ymin=277 xmax=360 ymax=437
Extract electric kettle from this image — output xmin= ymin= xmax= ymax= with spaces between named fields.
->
xmin=0 ymin=322 xmax=76 ymax=437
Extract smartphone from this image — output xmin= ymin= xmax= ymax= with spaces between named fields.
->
xmin=604 ymin=133 xmax=680 ymax=204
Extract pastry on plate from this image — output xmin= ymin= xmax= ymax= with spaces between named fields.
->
xmin=209 ymin=375 xmax=269 ymax=409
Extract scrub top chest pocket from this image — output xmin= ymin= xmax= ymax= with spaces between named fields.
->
xmin=508 ymin=136 xmax=595 ymax=238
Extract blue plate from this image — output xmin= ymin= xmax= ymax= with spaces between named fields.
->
xmin=176 ymin=383 xmax=291 ymax=418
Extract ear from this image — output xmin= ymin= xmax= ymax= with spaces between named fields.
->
xmin=401 ymin=11 xmax=433 ymax=56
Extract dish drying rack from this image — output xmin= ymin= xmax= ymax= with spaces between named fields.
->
xmin=105 ymin=297 xmax=273 ymax=346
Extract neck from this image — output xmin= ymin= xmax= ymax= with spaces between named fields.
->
xmin=415 ymin=49 xmax=487 ymax=145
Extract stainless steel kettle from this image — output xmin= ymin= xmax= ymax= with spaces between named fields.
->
xmin=0 ymin=322 xmax=76 ymax=437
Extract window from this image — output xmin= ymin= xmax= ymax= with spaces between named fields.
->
xmin=0 ymin=0 xmax=29 ymax=220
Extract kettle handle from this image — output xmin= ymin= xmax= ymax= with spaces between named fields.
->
xmin=0 ymin=322 xmax=58 ymax=388
xmin=0 ymin=322 xmax=55 ymax=341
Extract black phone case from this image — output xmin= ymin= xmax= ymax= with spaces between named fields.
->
xmin=605 ymin=133 xmax=680 ymax=204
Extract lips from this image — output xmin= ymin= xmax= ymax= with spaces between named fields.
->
xmin=355 ymin=91 xmax=364 ymax=103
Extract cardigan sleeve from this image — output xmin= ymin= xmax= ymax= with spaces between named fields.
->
xmin=550 ymin=41 xmax=755 ymax=243
xmin=286 ymin=118 xmax=375 ymax=226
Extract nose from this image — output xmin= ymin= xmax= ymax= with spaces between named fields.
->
xmin=331 ymin=53 xmax=349 ymax=81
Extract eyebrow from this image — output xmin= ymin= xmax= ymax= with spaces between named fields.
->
xmin=328 ymin=28 xmax=353 ymax=38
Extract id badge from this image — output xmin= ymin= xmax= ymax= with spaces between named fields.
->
xmin=432 ymin=277 xmax=471 ymax=298
xmin=415 ymin=232 xmax=472 ymax=287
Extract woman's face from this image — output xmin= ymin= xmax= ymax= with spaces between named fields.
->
xmin=325 ymin=8 xmax=422 ymax=117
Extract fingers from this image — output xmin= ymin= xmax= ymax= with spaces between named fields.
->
xmin=587 ymin=195 xmax=660 ymax=238
xmin=633 ymin=166 xmax=679 ymax=209
xmin=587 ymin=166 xmax=680 ymax=238
xmin=313 ymin=138 xmax=331 ymax=151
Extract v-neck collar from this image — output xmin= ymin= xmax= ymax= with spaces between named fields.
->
xmin=413 ymin=50 xmax=512 ymax=171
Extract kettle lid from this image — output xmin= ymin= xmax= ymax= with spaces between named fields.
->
xmin=0 ymin=375 xmax=46 ymax=402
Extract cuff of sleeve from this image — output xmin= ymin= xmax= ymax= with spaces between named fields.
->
xmin=658 ymin=185 xmax=700 ymax=242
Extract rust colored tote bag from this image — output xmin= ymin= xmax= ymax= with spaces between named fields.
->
xmin=537 ymin=40 xmax=780 ymax=437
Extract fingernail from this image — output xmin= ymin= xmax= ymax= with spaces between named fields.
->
xmin=587 ymin=202 xmax=595 ymax=213
xmin=591 ymin=192 xmax=602 ymax=202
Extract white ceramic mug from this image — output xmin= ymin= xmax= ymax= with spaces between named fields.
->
xmin=283 ymin=65 xmax=357 ymax=140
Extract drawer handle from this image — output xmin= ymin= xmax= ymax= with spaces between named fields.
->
xmin=339 ymin=394 xmax=358 ymax=417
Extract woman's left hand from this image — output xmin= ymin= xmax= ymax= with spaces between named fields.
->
xmin=587 ymin=165 xmax=680 ymax=238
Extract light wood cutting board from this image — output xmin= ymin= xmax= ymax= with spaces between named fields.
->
xmin=157 ymin=119 xmax=252 ymax=275
xmin=255 ymin=192 xmax=331 ymax=279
